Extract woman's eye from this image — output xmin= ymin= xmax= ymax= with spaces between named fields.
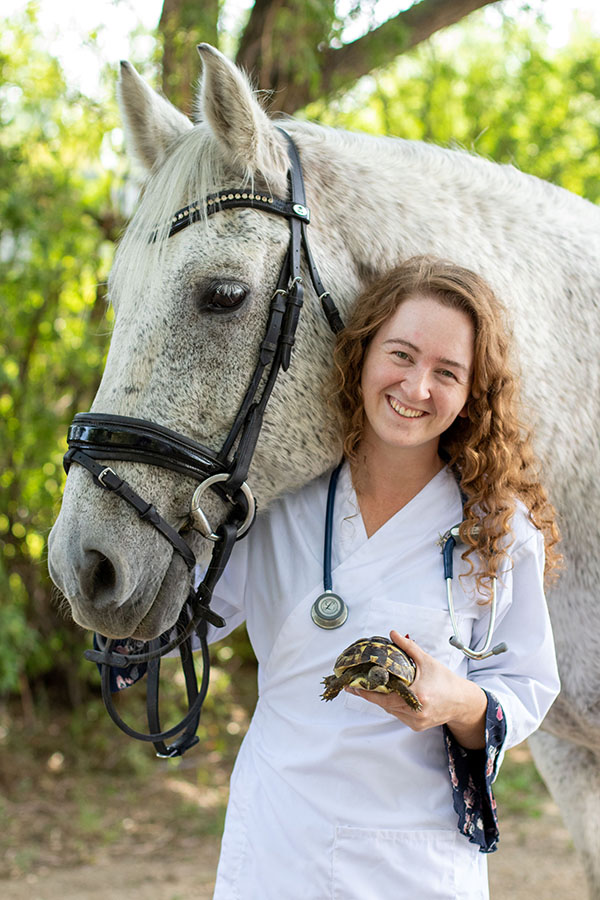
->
xmin=439 ymin=369 xmax=456 ymax=380
xmin=204 ymin=282 xmax=248 ymax=312
xmin=394 ymin=351 xmax=410 ymax=361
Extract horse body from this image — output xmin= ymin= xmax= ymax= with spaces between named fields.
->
xmin=48 ymin=46 xmax=600 ymax=894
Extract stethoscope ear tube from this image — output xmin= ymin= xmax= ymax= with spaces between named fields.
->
xmin=443 ymin=533 xmax=508 ymax=660
xmin=323 ymin=462 xmax=343 ymax=593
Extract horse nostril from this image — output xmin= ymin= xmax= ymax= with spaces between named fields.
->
xmin=80 ymin=549 xmax=117 ymax=604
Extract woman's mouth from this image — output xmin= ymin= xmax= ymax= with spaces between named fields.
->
xmin=387 ymin=396 xmax=426 ymax=418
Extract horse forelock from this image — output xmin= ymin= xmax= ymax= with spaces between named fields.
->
xmin=109 ymin=123 xmax=289 ymax=306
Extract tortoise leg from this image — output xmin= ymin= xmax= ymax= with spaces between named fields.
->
xmin=320 ymin=670 xmax=354 ymax=701
xmin=388 ymin=679 xmax=422 ymax=711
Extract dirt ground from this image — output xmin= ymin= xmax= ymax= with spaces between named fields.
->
xmin=0 ymin=716 xmax=588 ymax=900
xmin=1 ymin=800 xmax=587 ymax=900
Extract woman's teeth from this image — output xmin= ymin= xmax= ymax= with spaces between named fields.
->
xmin=388 ymin=397 xmax=425 ymax=418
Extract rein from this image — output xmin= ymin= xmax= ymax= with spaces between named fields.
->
xmin=62 ymin=129 xmax=344 ymax=756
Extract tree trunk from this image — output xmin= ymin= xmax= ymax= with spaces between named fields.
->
xmin=158 ymin=0 xmax=499 ymax=115
xmin=159 ymin=0 xmax=219 ymax=115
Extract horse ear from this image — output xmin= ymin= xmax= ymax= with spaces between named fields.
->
xmin=196 ymin=43 xmax=288 ymax=182
xmin=117 ymin=61 xmax=193 ymax=172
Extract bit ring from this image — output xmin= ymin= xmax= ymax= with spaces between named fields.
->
xmin=190 ymin=474 xmax=255 ymax=542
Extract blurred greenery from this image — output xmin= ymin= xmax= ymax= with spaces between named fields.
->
xmin=307 ymin=14 xmax=600 ymax=203
xmin=493 ymin=745 xmax=548 ymax=818
xmin=1 ymin=4 xmax=599 ymax=785
xmin=0 ymin=625 xmax=257 ymax=877
xmin=0 ymin=6 xmax=122 ymax=705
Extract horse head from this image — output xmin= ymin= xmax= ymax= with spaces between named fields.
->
xmin=48 ymin=46 xmax=356 ymax=640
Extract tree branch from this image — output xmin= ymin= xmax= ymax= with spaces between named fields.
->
xmin=235 ymin=0 xmax=499 ymax=113
xmin=236 ymin=0 xmax=285 ymax=81
xmin=319 ymin=0 xmax=499 ymax=99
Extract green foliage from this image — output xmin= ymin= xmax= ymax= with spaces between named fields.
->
xmin=270 ymin=0 xmax=337 ymax=90
xmin=0 ymin=6 xmax=122 ymax=696
xmin=158 ymin=0 xmax=219 ymax=111
xmin=307 ymin=14 xmax=600 ymax=202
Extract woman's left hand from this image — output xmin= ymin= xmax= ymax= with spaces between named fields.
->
xmin=344 ymin=630 xmax=488 ymax=749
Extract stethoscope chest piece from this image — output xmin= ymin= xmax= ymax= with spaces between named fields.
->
xmin=311 ymin=591 xmax=348 ymax=629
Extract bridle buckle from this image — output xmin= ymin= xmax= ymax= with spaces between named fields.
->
xmin=97 ymin=466 xmax=118 ymax=488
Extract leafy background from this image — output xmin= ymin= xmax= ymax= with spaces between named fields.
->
xmin=0 ymin=0 xmax=598 ymax=888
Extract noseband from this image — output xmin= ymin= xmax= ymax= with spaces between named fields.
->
xmin=62 ymin=130 xmax=344 ymax=756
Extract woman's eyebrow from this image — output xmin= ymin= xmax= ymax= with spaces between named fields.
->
xmin=382 ymin=338 xmax=469 ymax=374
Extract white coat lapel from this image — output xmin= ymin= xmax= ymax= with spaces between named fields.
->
xmin=331 ymin=463 xmax=463 ymax=580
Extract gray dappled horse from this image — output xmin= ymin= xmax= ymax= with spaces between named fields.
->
xmin=47 ymin=45 xmax=600 ymax=895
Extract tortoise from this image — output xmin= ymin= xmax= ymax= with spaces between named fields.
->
xmin=320 ymin=635 xmax=422 ymax=710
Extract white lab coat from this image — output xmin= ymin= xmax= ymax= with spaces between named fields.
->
xmin=207 ymin=463 xmax=560 ymax=900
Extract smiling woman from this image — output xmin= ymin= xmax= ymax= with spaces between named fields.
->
xmin=193 ymin=254 xmax=563 ymax=899
xmin=332 ymin=256 xmax=561 ymax=589
xmin=360 ymin=296 xmax=474 ymax=460
xmin=45 ymin=39 xmax=600 ymax=896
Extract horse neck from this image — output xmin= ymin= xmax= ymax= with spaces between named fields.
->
xmin=288 ymin=123 xmax=596 ymax=303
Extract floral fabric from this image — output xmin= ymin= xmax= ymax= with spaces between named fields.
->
xmin=443 ymin=690 xmax=506 ymax=853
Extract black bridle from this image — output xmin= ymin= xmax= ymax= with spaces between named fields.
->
xmin=62 ymin=129 xmax=344 ymax=757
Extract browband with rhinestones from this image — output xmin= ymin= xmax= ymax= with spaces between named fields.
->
xmin=158 ymin=189 xmax=310 ymax=240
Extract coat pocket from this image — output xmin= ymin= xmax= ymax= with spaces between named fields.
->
xmin=332 ymin=826 xmax=487 ymax=900
xmin=365 ymin=599 xmax=475 ymax=668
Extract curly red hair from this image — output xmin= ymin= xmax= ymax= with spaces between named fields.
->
xmin=331 ymin=256 xmax=561 ymax=598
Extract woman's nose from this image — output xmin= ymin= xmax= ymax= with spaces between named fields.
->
xmin=402 ymin=367 xmax=431 ymax=400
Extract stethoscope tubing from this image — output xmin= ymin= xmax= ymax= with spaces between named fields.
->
xmin=323 ymin=461 xmax=343 ymax=592
xmin=442 ymin=531 xmax=507 ymax=659
xmin=320 ymin=462 xmax=508 ymax=659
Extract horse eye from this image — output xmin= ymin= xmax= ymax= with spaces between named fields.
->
xmin=204 ymin=281 xmax=248 ymax=312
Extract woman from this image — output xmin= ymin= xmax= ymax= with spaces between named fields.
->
xmin=208 ymin=256 xmax=561 ymax=899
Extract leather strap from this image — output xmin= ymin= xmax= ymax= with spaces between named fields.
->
xmin=93 ymin=522 xmax=237 ymax=752
xmin=65 ymin=448 xmax=196 ymax=570
xmin=162 ymin=129 xmax=345 ymax=341
xmin=66 ymin=414 xmax=222 ymax=481
xmin=146 ymin=629 xmax=203 ymax=758
xmin=164 ymin=190 xmax=310 ymax=240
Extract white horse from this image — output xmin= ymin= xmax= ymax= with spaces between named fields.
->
xmin=48 ymin=45 xmax=600 ymax=895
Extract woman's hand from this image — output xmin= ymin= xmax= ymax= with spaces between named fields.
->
xmin=344 ymin=630 xmax=488 ymax=749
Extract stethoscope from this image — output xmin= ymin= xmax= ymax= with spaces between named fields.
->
xmin=310 ymin=463 xmax=508 ymax=661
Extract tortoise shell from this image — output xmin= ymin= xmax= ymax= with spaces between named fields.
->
xmin=333 ymin=635 xmax=416 ymax=685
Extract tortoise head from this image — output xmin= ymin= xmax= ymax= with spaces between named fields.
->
xmin=363 ymin=665 xmax=390 ymax=691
